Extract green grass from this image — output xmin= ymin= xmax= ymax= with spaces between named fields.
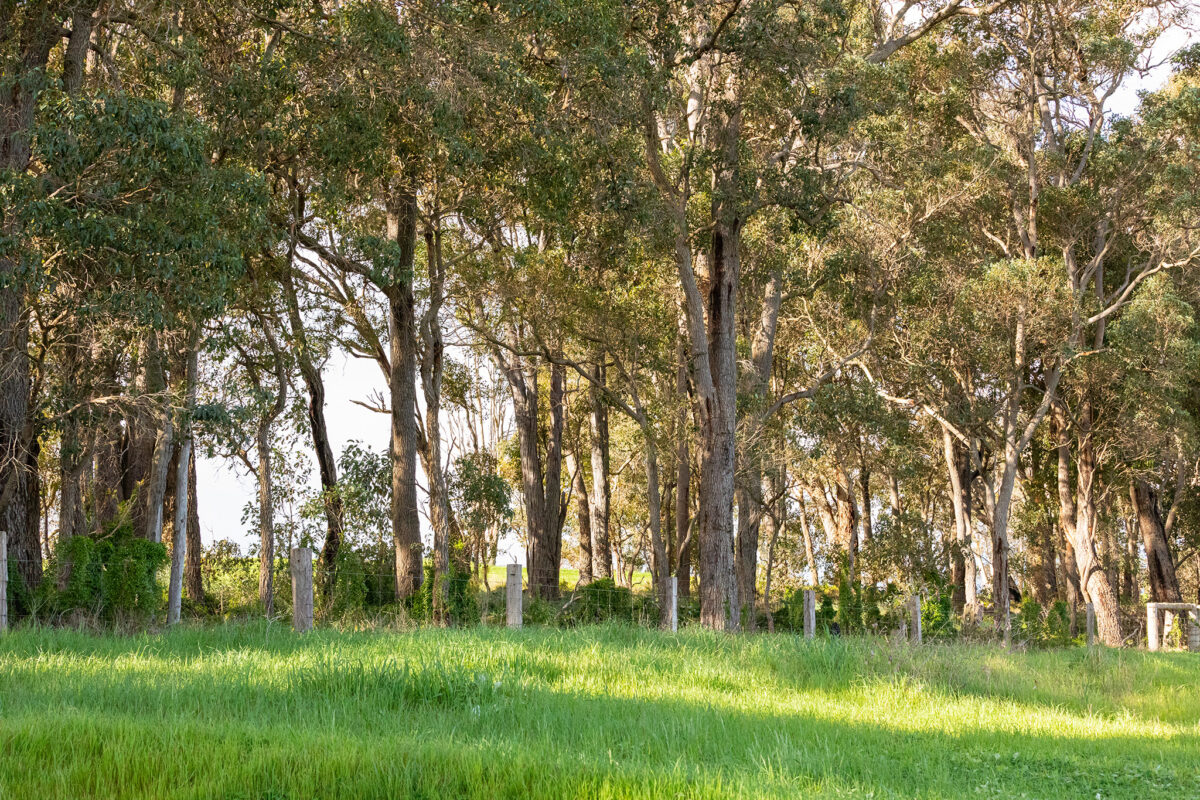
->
xmin=483 ymin=565 xmax=653 ymax=590
xmin=1 ymin=624 xmax=1197 ymax=799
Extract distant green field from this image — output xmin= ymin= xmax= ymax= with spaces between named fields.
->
xmin=483 ymin=564 xmax=653 ymax=590
xmin=1 ymin=623 xmax=1197 ymax=798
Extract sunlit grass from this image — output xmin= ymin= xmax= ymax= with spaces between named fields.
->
xmin=1 ymin=623 xmax=1197 ymax=798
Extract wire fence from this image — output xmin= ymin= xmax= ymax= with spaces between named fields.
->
xmin=3 ymin=548 xmax=1199 ymax=652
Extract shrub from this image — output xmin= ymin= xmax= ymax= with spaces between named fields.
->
xmin=42 ymin=530 xmax=167 ymax=622
xmin=410 ymin=561 xmax=480 ymax=626
xmin=323 ymin=548 xmax=369 ymax=620
xmin=565 ymin=578 xmax=632 ymax=624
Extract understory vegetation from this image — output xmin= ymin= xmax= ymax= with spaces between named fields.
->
xmin=0 ymin=623 xmax=1196 ymax=799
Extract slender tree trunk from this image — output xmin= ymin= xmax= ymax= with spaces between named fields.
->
xmin=588 ymin=361 xmax=613 ymax=579
xmin=569 ymin=450 xmax=593 ymax=583
xmin=798 ymin=495 xmax=818 ymax=586
xmin=185 ymin=447 xmax=203 ymax=602
xmin=675 ymin=336 xmax=692 ymax=597
xmin=255 ymin=421 xmax=275 ymax=615
xmin=386 ymin=187 xmax=422 ymax=599
xmin=282 ymin=270 xmax=343 ymax=578
xmin=167 ymin=346 xmax=197 ymax=624
xmin=418 ymin=224 xmax=453 ymax=623
xmin=529 ymin=361 xmax=565 ymax=599
xmin=143 ymin=404 xmax=175 ymax=544
xmin=943 ymin=427 xmax=976 ymax=615
xmin=858 ymin=466 xmax=871 ymax=548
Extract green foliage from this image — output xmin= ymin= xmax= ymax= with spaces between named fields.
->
xmin=322 ymin=548 xmax=369 ymax=620
xmin=835 ymin=570 xmax=862 ymax=634
xmin=564 ymin=578 xmax=632 ymax=625
xmin=41 ymin=529 xmax=168 ymax=622
xmin=409 ymin=561 xmax=480 ymax=626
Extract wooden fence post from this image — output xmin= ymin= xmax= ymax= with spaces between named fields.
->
xmin=506 ymin=563 xmax=522 ymax=628
xmin=1085 ymin=603 xmax=1096 ymax=648
xmin=1147 ymin=603 xmax=1159 ymax=652
xmin=803 ymin=589 xmax=816 ymax=640
xmin=290 ymin=546 xmax=313 ymax=633
xmin=667 ymin=576 xmax=678 ymax=633
xmin=0 ymin=530 xmax=7 ymax=633
xmin=909 ymin=594 xmax=922 ymax=645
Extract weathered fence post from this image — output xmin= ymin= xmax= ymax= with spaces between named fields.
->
xmin=1189 ymin=610 xmax=1200 ymax=653
xmin=909 ymin=594 xmax=922 ymax=645
xmin=0 ymin=530 xmax=7 ymax=633
xmin=666 ymin=576 xmax=678 ymax=633
xmin=506 ymin=563 xmax=522 ymax=628
xmin=290 ymin=546 xmax=313 ymax=633
xmin=803 ymin=589 xmax=816 ymax=640
xmin=1085 ymin=603 xmax=1096 ymax=648
xmin=1147 ymin=603 xmax=1160 ymax=652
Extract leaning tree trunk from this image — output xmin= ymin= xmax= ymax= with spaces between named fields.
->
xmin=282 ymin=270 xmax=343 ymax=579
xmin=1131 ymin=479 xmax=1182 ymax=603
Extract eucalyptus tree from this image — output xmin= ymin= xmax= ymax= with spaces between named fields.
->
xmin=630 ymin=0 xmax=1007 ymax=630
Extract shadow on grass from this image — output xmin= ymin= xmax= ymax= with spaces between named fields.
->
xmin=1 ymin=628 xmax=1197 ymax=799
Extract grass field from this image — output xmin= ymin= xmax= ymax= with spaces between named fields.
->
xmin=1 ymin=623 xmax=1197 ymax=799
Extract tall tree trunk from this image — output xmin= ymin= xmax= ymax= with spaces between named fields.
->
xmin=185 ymin=447 xmax=203 ymax=603
xmin=569 ymin=450 xmax=593 ymax=583
xmin=168 ymin=347 xmax=198 ymax=624
xmin=858 ymin=466 xmax=871 ymax=549
xmin=943 ymin=427 xmax=976 ymax=615
xmin=386 ymin=187 xmax=422 ymax=599
xmin=528 ymin=361 xmax=565 ymax=599
xmin=418 ymin=224 xmax=453 ymax=623
xmin=797 ymin=494 xmax=818 ymax=586
xmin=282 ymin=268 xmax=343 ymax=578
xmin=1131 ymin=479 xmax=1181 ymax=603
xmin=588 ymin=361 xmax=613 ymax=579
xmin=674 ymin=335 xmax=692 ymax=597
xmin=256 ymin=421 xmax=275 ymax=616
xmin=0 ymin=3 xmax=68 ymax=596
xmin=143 ymin=404 xmax=175 ymax=544
xmin=693 ymin=77 xmax=742 ymax=630
xmin=1055 ymin=404 xmax=1121 ymax=645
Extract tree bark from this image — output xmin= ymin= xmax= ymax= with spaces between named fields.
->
xmin=942 ymin=427 xmax=976 ymax=614
xmin=418 ymin=224 xmax=454 ymax=623
xmin=588 ymin=361 xmax=613 ymax=579
xmin=1131 ymin=479 xmax=1181 ymax=603
xmin=185 ymin=447 xmax=203 ymax=603
xmin=282 ymin=268 xmax=343 ymax=578
xmin=1055 ymin=404 xmax=1121 ymax=645
xmin=168 ymin=346 xmax=198 ymax=624
xmin=569 ymin=450 xmax=593 ymax=583
xmin=386 ymin=187 xmax=423 ymax=599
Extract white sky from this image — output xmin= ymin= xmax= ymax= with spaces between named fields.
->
xmin=194 ymin=22 xmax=1195 ymax=558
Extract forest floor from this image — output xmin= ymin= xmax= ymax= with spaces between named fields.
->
xmin=0 ymin=623 xmax=1197 ymax=799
